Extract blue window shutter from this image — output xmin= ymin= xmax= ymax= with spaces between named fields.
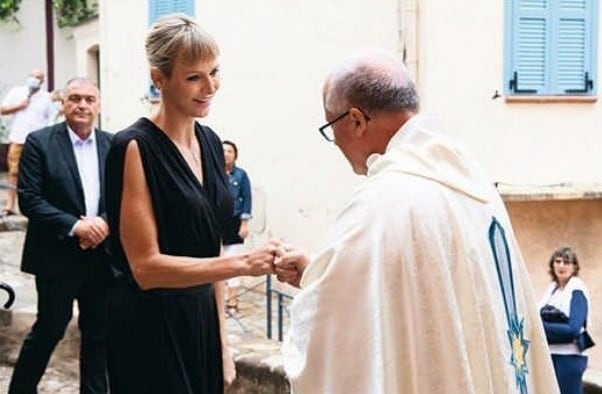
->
xmin=149 ymin=0 xmax=171 ymax=25
xmin=149 ymin=0 xmax=195 ymax=25
xmin=507 ymin=0 xmax=551 ymax=94
xmin=174 ymin=0 xmax=195 ymax=17
xmin=506 ymin=0 xmax=598 ymax=96
xmin=551 ymin=0 xmax=596 ymax=94
xmin=147 ymin=0 xmax=196 ymax=100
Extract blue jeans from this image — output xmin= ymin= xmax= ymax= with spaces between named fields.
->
xmin=552 ymin=353 xmax=588 ymax=394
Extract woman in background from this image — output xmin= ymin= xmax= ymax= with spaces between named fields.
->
xmin=539 ymin=246 xmax=591 ymax=394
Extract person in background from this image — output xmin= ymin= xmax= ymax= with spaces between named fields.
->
xmin=49 ymin=89 xmax=65 ymax=124
xmin=104 ymin=13 xmax=275 ymax=393
xmin=222 ymin=140 xmax=252 ymax=312
xmin=9 ymin=77 xmax=112 ymax=393
xmin=273 ymin=49 xmax=559 ymax=393
xmin=0 ymin=68 xmax=56 ymax=216
xmin=539 ymin=246 xmax=591 ymax=394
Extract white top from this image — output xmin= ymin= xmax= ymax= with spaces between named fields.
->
xmin=539 ymin=276 xmax=591 ymax=355
xmin=1 ymin=85 xmax=55 ymax=144
xmin=68 ymin=125 xmax=100 ymax=217
xmin=283 ymin=113 xmax=559 ymax=393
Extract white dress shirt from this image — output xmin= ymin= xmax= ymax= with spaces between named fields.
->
xmin=68 ymin=125 xmax=100 ymax=217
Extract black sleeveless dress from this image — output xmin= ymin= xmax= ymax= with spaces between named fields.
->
xmin=104 ymin=118 xmax=234 ymax=393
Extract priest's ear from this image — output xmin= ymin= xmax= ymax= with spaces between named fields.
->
xmin=349 ymin=107 xmax=370 ymax=135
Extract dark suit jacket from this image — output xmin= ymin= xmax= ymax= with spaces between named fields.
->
xmin=18 ymin=121 xmax=113 ymax=279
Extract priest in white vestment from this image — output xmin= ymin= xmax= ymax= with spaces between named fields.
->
xmin=274 ymin=50 xmax=559 ymax=394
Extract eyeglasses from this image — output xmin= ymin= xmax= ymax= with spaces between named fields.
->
xmin=318 ymin=108 xmax=371 ymax=142
xmin=318 ymin=110 xmax=350 ymax=142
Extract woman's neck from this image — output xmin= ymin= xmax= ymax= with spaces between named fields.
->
xmin=151 ymin=106 xmax=195 ymax=145
xmin=225 ymin=163 xmax=234 ymax=173
xmin=557 ymin=278 xmax=570 ymax=290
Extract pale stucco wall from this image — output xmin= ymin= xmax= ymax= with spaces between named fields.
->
xmin=417 ymin=1 xmax=602 ymax=185
xmin=97 ymin=0 xmax=149 ymax=132
xmin=506 ymin=199 xmax=602 ymax=368
xmin=72 ymin=19 xmax=100 ymax=85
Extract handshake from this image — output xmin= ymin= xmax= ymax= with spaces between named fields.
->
xmin=245 ymin=239 xmax=309 ymax=288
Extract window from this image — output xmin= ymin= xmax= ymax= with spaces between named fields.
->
xmin=147 ymin=0 xmax=196 ymax=101
xmin=505 ymin=0 xmax=599 ymax=96
xmin=149 ymin=0 xmax=195 ymax=25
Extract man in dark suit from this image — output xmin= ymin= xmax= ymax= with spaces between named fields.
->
xmin=9 ymin=77 xmax=112 ymax=394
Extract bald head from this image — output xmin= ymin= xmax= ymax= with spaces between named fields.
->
xmin=324 ymin=50 xmax=419 ymax=115
xmin=30 ymin=69 xmax=45 ymax=81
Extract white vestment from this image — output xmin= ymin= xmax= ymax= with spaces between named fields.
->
xmin=283 ymin=114 xmax=559 ymax=393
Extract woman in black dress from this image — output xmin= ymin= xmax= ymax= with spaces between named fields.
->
xmin=104 ymin=14 xmax=276 ymax=393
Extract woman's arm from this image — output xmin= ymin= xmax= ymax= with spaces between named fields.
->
xmin=239 ymin=170 xmax=252 ymax=220
xmin=119 ymin=140 xmax=275 ymax=290
xmin=543 ymin=290 xmax=588 ymax=344
xmin=0 ymin=98 xmax=28 ymax=116
xmin=238 ymin=171 xmax=252 ymax=239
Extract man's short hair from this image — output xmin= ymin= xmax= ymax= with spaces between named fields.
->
xmin=327 ymin=52 xmax=420 ymax=114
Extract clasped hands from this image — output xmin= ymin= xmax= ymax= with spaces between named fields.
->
xmin=74 ymin=216 xmax=109 ymax=250
xmin=249 ymin=239 xmax=309 ymax=288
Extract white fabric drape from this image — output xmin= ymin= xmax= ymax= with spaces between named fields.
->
xmin=283 ymin=114 xmax=559 ymax=394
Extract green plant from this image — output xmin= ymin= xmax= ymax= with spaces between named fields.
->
xmin=1 ymin=0 xmax=98 ymax=28
xmin=53 ymin=0 xmax=98 ymax=28
xmin=0 ymin=0 xmax=22 ymax=24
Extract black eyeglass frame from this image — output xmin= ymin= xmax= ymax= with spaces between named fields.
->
xmin=318 ymin=108 xmax=372 ymax=142
xmin=318 ymin=110 xmax=350 ymax=142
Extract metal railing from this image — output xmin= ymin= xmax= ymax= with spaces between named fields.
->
xmin=265 ymin=275 xmax=293 ymax=341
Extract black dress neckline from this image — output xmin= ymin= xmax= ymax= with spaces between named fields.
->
xmin=140 ymin=117 xmax=207 ymax=192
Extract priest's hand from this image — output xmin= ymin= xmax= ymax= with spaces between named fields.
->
xmin=274 ymin=245 xmax=308 ymax=288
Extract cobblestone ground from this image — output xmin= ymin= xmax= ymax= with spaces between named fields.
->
xmin=0 ymin=229 xmax=80 ymax=393
xmin=0 ymin=365 xmax=79 ymax=394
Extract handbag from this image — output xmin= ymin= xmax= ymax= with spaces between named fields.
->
xmin=576 ymin=322 xmax=596 ymax=352
xmin=541 ymin=304 xmax=595 ymax=351
xmin=540 ymin=304 xmax=569 ymax=323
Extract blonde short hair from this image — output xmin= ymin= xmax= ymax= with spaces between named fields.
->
xmin=145 ymin=13 xmax=220 ymax=77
